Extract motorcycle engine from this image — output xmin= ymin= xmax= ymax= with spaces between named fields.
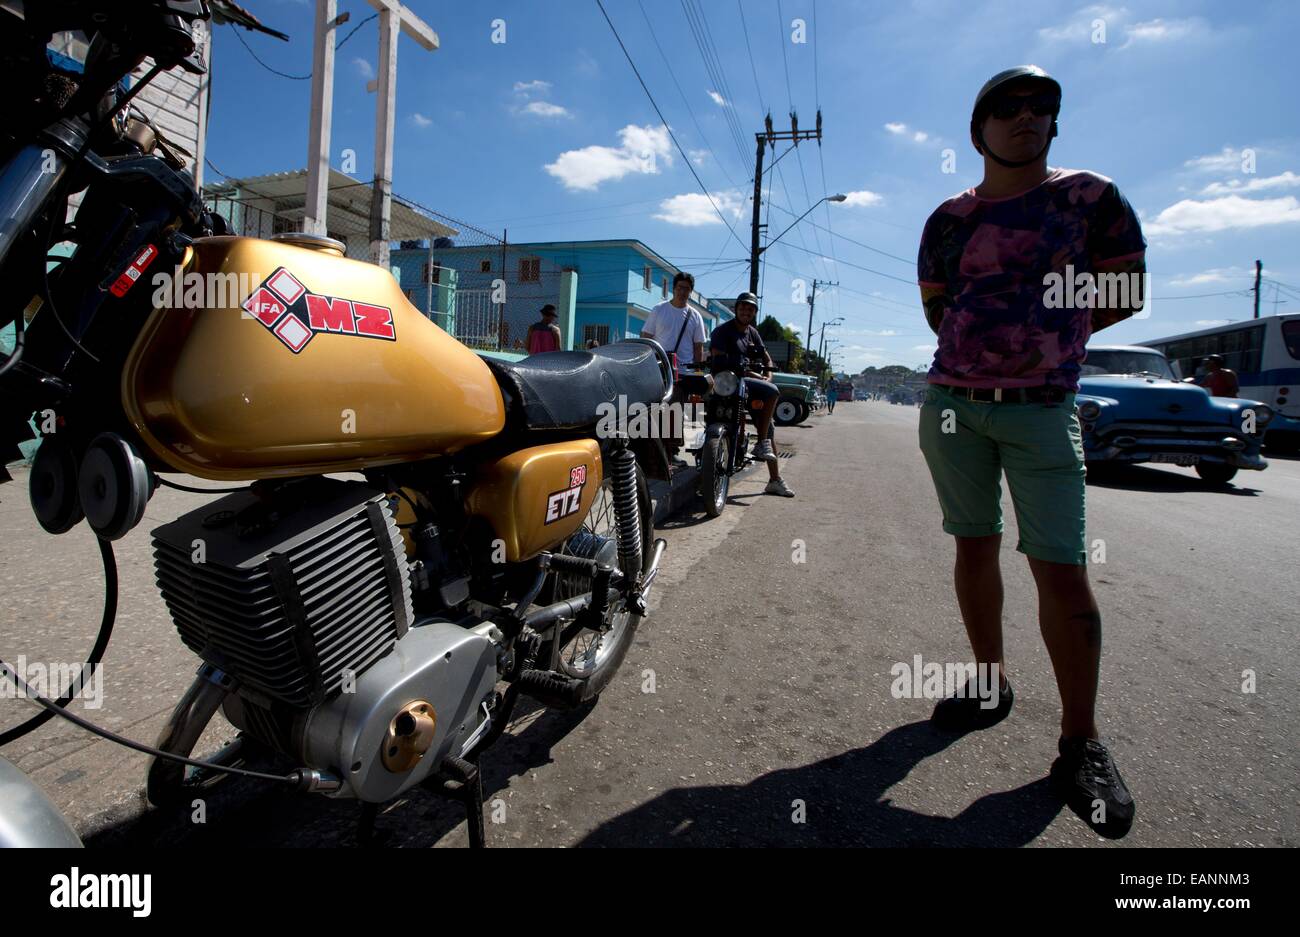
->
xmin=150 ymin=478 xmax=500 ymax=801
xmin=151 ymin=478 xmax=413 ymax=718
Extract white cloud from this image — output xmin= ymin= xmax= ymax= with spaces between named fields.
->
xmin=545 ymin=125 xmax=673 ymax=191
xmin=884 ymin=121 xmax=937 ymax=145
xmin=1039 ymin=5 xmax=1124 ymax=42
xmin=1184 ymin=147 xmax=1247 ymax=173
xmin=352 ymin=57 xmax=374 ymax=80
xmin=1169 ymin=267 xmax=1252 ymax=287
xmin=1144 ymin=195 xmax=1300 ymax=237
xmin=841 ymin=190 xmax=884 ymax=208
xmin=410 ymin=113 xmax=432 ymax=128
xmin=913 ymin=344 xmax=937 ymax=352
xmin=1200 ymin=171 xmax=1300 ymax=196
xmin=688 ymin=148 xmax=709 ymax=166
xmin=514 ymin=80 xmax=551 ymax=94
xmin=652 ymin=190 xmax=746 ymax=227
xmin=1196 ymin=319 xmax=1232 ymax=326
xmin=1122 ymin=17 xmax=1209 ymax=47
xmin=708 ymin=90 xmax=728 ymax=107
xmin=522 ymin=101 xmax=571 ymax=118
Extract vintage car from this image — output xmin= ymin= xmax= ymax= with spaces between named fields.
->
xmin=771 ymin=372 xmax=817 ymax=425
xmin=1077 ymin=345 xmax=1271 ymax=484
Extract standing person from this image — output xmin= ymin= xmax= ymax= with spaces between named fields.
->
xmin=526 ymin=305 xmax=562 ymax=354
xmin=710 ymin=292 xmax=794 ymax=497
xmin=641 ymin=272 xmax=707 ymax=371
xmin=826 ymin=383 xmax=838 ymax=414
xmin=916 ymin=66 xmax=1146 ymax=838
xmin=1199 ymin=354 xmax=1240 ymax=397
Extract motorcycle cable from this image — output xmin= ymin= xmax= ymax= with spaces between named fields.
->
xmin=0 ymin=662 xmax=301 ymax=787
xmin=0 ymin=306 xmax=24 ymax=377
xmin=0 ymin=537 xmax=117 ymax=747
xmin=155 ymin=476 xmax=251 ymax=495
xmin=41 ymin=209 xmax=101 ymax=365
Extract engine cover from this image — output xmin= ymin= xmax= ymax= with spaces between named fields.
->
xmin=150 ymin=479 xmax=413 ymax=708
xmin=300 ymin=618 xmax=500 ymax=802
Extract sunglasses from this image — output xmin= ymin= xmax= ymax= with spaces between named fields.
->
xmin=987 ymin=93 xmax=1058 ymax=121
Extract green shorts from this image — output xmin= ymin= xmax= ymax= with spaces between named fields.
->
xmin=917 ymin=384 xmax=1087 ymax=566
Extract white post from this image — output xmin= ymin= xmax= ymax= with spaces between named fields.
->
xmin=364 ymin=0 xmax=438 ymax=268
xmin=304 ymin=0 xmax=338 ymax=236
xmin=369 ymin=7 xmax=397 ymax=267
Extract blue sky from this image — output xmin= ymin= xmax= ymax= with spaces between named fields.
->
xmin=207 ymin=0 xmax=1300 ymax=371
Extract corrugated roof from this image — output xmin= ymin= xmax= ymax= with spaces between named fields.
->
xmin=204 ymin=168 xmax=457 ymax=240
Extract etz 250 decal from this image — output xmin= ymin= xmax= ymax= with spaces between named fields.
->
xmin=544 ymin=464 xmax=588 ymax=524
xmin=242 ymin=267 xmax=396 ymax=353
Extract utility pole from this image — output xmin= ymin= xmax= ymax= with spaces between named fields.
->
xmin=365 ymin=0 xmax=438 ymax=270
xmin=749 ymin=111 xmax=824 ymax=295
xmin=805 ymin=279 xmax=837 ymax=373
xmin=1254 ymin=259 xmax=1262 ymax=319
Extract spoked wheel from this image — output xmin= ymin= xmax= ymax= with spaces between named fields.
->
xmin=700 ymin=435 xmax=730 ymax=517
xmin=540 ymin=465 xmax=652 ymax=700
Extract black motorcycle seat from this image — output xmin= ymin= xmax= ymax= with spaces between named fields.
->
xmin=481 ymin=342 xmax=669 ymax=431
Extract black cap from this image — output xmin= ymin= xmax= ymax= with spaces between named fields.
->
xmin=540 ymin=304 xmax=557 ymax=317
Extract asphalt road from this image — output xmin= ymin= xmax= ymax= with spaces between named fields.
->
xmin=2 ymin=401 xmax=1297 ymax=847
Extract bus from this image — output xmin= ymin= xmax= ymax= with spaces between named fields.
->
xmin=1139 ymin=313 xmax=1300 ymax=453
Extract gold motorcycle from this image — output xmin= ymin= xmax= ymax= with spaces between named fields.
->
xmin=0 ymin=0 xmax=670 ymax=847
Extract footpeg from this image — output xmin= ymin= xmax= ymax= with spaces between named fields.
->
xmin=516 ymin=669 xmax=586 ymax=708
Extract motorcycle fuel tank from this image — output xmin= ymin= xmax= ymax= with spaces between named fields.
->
xmin=122 ymin=235 xmax=506 ymax=479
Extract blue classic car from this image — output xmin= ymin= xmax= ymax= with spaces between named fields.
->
xmin=1076 ymin=345 xmax=1271 ymax=484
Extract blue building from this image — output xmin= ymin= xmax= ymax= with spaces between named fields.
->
xmin=389 ymin=238 xmax=732 ymax=358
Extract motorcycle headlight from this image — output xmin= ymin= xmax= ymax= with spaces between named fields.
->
xmin=713 ymin=371 xmax=739 ymax=396
xmin=1077 ymin=400 xmax=1102 ymax=421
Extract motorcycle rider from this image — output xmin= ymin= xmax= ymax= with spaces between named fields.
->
xmin=710 ymin=293 xmax=794 ymax=497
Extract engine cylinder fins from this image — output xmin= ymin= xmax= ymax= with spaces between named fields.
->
xmin=29 ymin=436 xmax=84 ymax=534
xmin=381 ymin=700 xmax=437 ymax=773
xmin=608 ymin=446 xmax=643 ymax=580
xmin=77 ymin=433 xmax=154 ymax=541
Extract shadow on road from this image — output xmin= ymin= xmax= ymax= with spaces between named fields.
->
xmin=1085 ymin=465 xmax=1262 ymax=496
xmin=83 ymin=697 xmax=603 ymax=848
xmin=576 ymin=720 xmax=1062 ymax=847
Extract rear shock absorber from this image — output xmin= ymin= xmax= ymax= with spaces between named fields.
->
xmin=608 ymin=444 xmax=643 ymax=582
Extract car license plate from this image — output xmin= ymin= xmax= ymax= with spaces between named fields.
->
xmin=1150 ymin=453 xmax=1199 ymax=466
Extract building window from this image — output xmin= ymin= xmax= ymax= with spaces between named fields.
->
xmin=583 ymin=324 xmax=610 ymax=347
xmin=643 ymin=266 xmax=651 ymax=291
xmin=519 ymin=257 xmax=541 ymax=282
xmin=480 ymin=259 xmax=492 ymax=273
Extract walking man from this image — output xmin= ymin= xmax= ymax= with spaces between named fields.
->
xmin=916 ymin=66 xmax=1146 ymax=838
xmin=526 ymin=304 xmax=562 ymax=354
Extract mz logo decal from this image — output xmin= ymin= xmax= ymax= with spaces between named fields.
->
xmin=242 ymin=267 xmax=396 ymax=353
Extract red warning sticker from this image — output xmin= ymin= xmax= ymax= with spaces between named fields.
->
xmin=110 ymin=244 xmax=159 ymax=298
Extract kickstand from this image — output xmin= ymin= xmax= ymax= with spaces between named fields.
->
xmin=427 ymin=755 xmax=487 ymax=848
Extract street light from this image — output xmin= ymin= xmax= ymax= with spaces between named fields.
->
xmin=817 ymin=316 xmax=843 ymax=361
xmin=760 ymin=194 xmax=847 ymax=262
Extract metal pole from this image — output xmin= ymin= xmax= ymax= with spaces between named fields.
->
xmin=805 ymin=279 xmax=817 ymax=374
xmin=749 ymin=135 xmax=765 ymax=295
xmin=1254 ymin=259 xmax=1262 ymax=319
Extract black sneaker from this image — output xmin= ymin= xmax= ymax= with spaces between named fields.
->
xmin=1051 ymin=736 xmax=1135 ymax=839
xmin=930 ymin=675 xmax=1013 ymax=732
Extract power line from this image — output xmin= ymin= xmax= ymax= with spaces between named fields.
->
xmin=635 ymin=0 xmax=740 ymax=188
xmin=594 ymin=0 xmax=749 ymax=253
xmin=737 ymin=0 xmax=765 ymax=113
xmin=228 ymin=25 xmax=310 ymax=80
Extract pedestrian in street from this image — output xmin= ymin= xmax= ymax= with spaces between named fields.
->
xmin=916 ymin=66 xmax=1146 ymax=838
xmin=526 ymin=305 xmax=562 ymax=354
xmin=826 ymin=384 xmax=837 ymax=414
xmin=1199 ymin=354 xmax=1240 ymax=397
